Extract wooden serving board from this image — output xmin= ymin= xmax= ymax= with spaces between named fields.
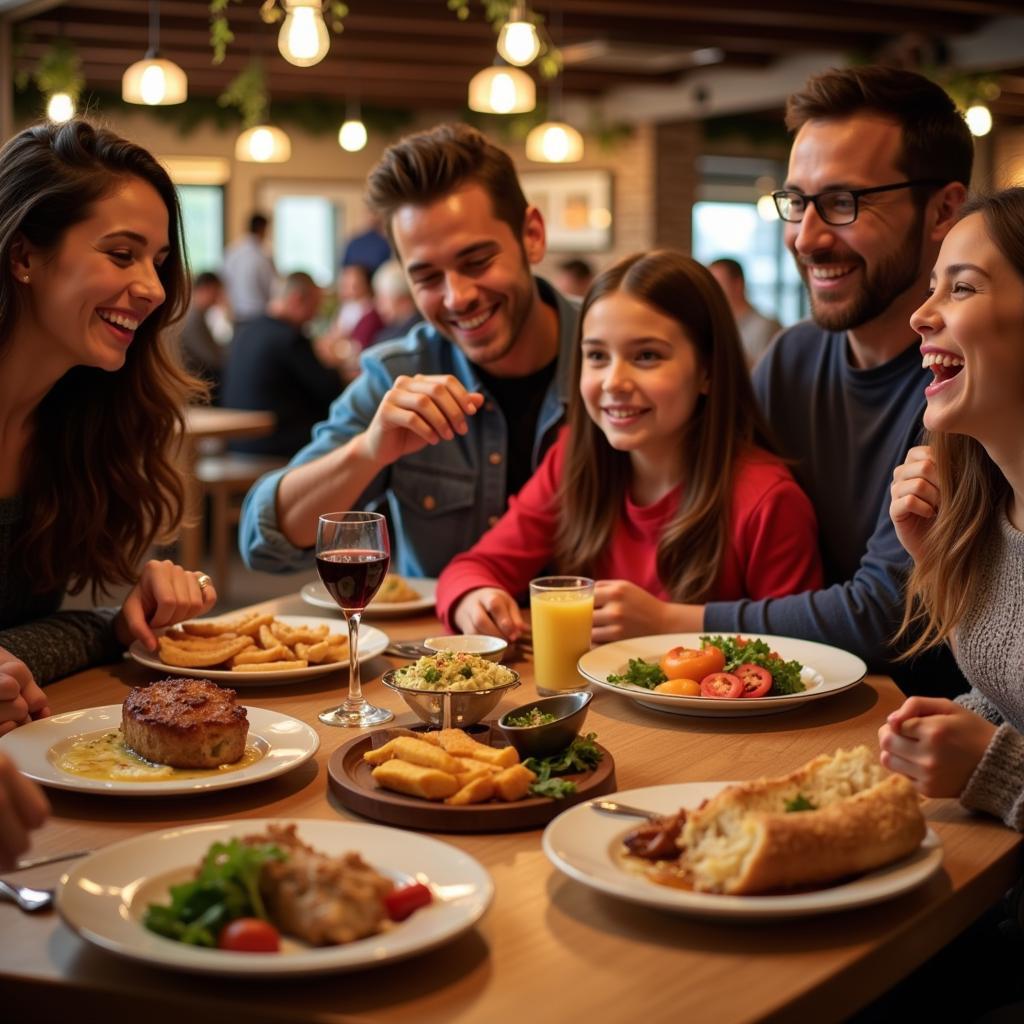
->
xmin=327 ymin=729 xmax=616 ymax=833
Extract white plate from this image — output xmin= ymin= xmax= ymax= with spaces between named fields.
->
xmin=0 ymin=705 xmax=319 ymax=796
xmin=58 ymin=819 xmax=493 ymax=976
xmin=579 ymin=633 xmax=866 ymax=717
xmin=301 ymin=577 xmax=437 ymax=617
xmin=129 ymin=615 xmax=390 ymax=685
xmin=543 ymin=782 xmax=942 ymax=920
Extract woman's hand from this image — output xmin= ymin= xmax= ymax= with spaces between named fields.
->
xmin=0 ymin=647 xmax=49 ymax=738
xmin=452 ymin=587 xmax=526 ymax=641
xmin=878 ymin=696 xmax=996 ymax=798
xmin=114 ymin=560 xmax=217 ymax=651
xmin=592 ymin=580 xmax=673 ymax=645
xmin=889 ymin=445 xmax=940 ymax=565
xmin=0 ymin=752 xmax=50 ymax=870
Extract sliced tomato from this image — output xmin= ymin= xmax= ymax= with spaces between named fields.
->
xmin=735 ymin=662 xmax=772 ymax=698
xmin=659 ymin=645 xmax=725 ymax=681
xmin=700 ymin=672 xmax=744 ymax=699
xmin=217 ymin=917 xmax=280 ymax=953
xmin=384 ymin=882 xmax=433 ymax=922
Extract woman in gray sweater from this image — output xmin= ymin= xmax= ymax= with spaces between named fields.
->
xmin=880 ymin=187 xmax=1024 ymax=828
xmin=0 ymin=120 xmax=217 ymax=735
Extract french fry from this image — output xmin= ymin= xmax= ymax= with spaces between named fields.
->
xmin=445 ymin=775 xmax=496 ymax=805
xmin=319 ymin=643 xmax=349 ymax=664
xmin=452 ymin=756 xmax=501 ymax=775
xmin=493 ymin=763 xmax=537 ymax=802
xmin=229 ymin=659 xmax=307 ymax=672
xmin=258 ymin=624 xmax=279 ymax=649
xmin=270 ymin=622 xmax=330 ymax=645
xmin=229 ymin=644 xmax=292 ymax=666
xmin=362 ymin=739 xmax=400 ymax=765
xmin=454 ymin=764 xmax=494 ymax=788
xmin=371 ymin=760 xmax=459 ymax=800
xmin=158 ymin=634 xmax=254 ymax=668
xmin=435 ymin=730 xmax=518 ymax=768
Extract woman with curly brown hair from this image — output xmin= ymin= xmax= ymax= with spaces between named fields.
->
xmin=0 ymin=118 xmax=217 ymax=735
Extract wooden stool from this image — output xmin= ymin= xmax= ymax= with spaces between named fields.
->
xmin=194 ymin=453 xmax=286 ymax=596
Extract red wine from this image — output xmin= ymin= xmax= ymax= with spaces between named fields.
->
xmin=316 ymin=549 xmax=390 ymax=610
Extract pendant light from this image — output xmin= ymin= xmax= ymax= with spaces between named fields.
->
xmin=122 ymin=0 xmax=188 ymax=105
xmin=497 ymin=3 xmax=540 ymax=67
xmin=278 ymin=1 xmax=331 ymax=68
xmin=468 ymin=64 xmax=535 ymax=114
xmin=235 ymin=124 xmax=292 ymax=163
xmin=338 ymin=99 xmax=368 ymax=152
xmin=965 ymin=103 xmax=993 ymax=136
xmin=525 ymin=17 xmax=581 ymax=164
xmin=46 ymin=92 xmax=76 ymax=123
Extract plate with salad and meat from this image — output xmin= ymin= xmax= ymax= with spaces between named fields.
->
xmin=579 ymin=634 xmax=867 ymax=717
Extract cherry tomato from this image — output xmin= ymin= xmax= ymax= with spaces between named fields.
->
xmin=736 ymin=663 xmax=772 ymax=698
xmin=218 ymin=917 xmax=280 ymax=953
xmin=700 ymin=672 xmax=744 ymax=699
xmin=659 ymin=645 xmax=725 ymax=681
xmin=654 ymin=677 xmax=701 ymax=696
xmin=384 ymin=882 xmax=433 ymax=922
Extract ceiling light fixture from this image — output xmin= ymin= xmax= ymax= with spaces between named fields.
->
xmin=278 ymin=0 xmax=331 ymax=68
xmin=965 ymin=103 xmax=993 ymax=137
xmin=468 ymin=65 xmax=535 ymax=114
xmin=122 ymin=0 xmax=188 ymax=105
xmin=235 ymin=124 xmax=292 ymax=163
xmin=497 ymin=4 xmax=541 ymax=67
xmin=525 ymin=12 xmax=581 ymax=164
xmin=46 ymin=92 xmax=75 ymax=123
xmin=338 ymin=100 xmax=368 ymax=152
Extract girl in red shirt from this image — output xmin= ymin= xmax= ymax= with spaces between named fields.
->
xmin=437 ymin=250 xmax=822 ymax=643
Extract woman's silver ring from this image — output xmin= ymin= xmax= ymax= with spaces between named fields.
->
xmin=196 ymin=573 xmax=213 ymax=594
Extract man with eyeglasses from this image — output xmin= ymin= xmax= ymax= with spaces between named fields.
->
xmin=662 ymin=66 xmax=973 ymax=697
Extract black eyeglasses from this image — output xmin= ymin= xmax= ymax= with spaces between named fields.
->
xmin=772 ymin=179 xmax=945 ymax=226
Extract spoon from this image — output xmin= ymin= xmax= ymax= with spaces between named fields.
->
xmin=0 ymin=879 xmax=54 ymax=912
xmin=588 ymin=799 xmax=658 ymax=819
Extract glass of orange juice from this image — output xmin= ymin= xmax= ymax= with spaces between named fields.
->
xmin=529 ymin=576 xmax=595 ymax=696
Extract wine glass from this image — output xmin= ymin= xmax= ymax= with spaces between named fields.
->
xmin=316 ymin=511 xmax=394 ymax=727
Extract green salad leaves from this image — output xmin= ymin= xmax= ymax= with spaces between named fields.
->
xmin=524 ymin=732 xmax=603 ymax=799
xmin=606 ymin=658 xmax=667 ymax=689
xmin=143 ymin=839 xmax=286 ymax=947
xmin=699 ymin=635 xmax=805 ymax=696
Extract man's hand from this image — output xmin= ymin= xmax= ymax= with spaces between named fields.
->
xmin=890 ymin=445 xmax=940 ymax=565
xmin=452 ymin=587 xmax=527 ymax=641
xmin=359 ymin=374 xmax=484 ymax=467
xmin=878 ymin=696 xmax=996 ymax=797
xmin=114 ymin=560 xmax=218 ymax=651
xmin=0 ymin=648 xmax=49 ymax=738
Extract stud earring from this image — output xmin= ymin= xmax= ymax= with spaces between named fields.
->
xmin=22 ymin=275 xmax=29 ymax=283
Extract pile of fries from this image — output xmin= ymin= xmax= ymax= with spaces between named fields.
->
xmin=364 ymin=728 xmax=537 ymax=805
xmin=157 ymin=613 xmax=348 ymax=672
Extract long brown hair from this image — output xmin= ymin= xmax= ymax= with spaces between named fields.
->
xmin=554 ymin=250 xmax=775 ymax=601
xmin=898 ymin=188 xmax=1024 ymax=656
xmin=0 ymin=118 xmax=203 ymax=597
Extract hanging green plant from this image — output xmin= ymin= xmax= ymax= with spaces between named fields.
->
xmin=33 ymin=38 xmax=85 ymax=102
xmin=218 ymin=62 xmax=268 ymax=127
xmin=209 ymin=0 xmax=241 ymax=65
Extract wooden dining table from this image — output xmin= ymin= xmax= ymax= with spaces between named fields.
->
xmin=2 ymin=592 xmax=1021 ymax=1024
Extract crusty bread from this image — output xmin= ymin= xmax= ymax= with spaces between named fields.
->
xmin=678 ymin=746 xmax=925 ymax=895
xmin=122 ymin=678 xmax=248 ymax=769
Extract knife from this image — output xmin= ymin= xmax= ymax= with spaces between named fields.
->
xmin=13 ymin=849 xmax=92 ymax=871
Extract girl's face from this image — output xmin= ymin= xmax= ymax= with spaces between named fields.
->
xmin=911 ymin=212 xmax=1024 ymax=442
xmin=580 ymin=290 xmax=709 ymax=463
xmin=16 ymin=176 xmax=169 ymax=374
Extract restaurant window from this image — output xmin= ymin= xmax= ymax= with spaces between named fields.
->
xmin=692 ymin=155 xmax=807 ymax=327
xmin=177 ymin=184 xmax=225 ymax=275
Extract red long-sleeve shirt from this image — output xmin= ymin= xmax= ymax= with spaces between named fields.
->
xmin=436 ymin=429 xmax=823 ymax=628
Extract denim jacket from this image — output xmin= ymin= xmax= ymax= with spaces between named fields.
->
xmin=239 ymin=278 xmax=579 ymax=578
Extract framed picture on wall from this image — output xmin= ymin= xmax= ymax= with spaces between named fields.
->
xmin=520 ymin=169 xmax=613 ymax=252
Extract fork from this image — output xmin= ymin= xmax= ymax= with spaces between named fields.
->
xmin=0 ymin=879 xmax=54 ymax=912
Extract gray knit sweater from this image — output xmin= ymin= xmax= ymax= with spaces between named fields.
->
xmin=0 ymin=495 xmax=121 ymax=684
xmin=954 ymin=510 xmax=1024 ymax=829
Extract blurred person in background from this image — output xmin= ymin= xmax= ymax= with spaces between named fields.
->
xmin=176 ymin=270 xmax=226 ymax=400
xmin=223 ymin=272 xmax=344 ymax=458
xmin=341 ymin=212 xmax=391 ymax=276
xmin=222 ymin=212 xmax=276 ymax=326
xmin=708 ymin=257 xmax=781 ymax=368
xmin=371 ymin=259 xmax=422 ymax=344
xmin=553 ymin=257 xmax=594 ymax=299
xmin=332 ymin=263 xmax=384 ymax=350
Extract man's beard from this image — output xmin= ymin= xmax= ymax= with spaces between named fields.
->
xmin=804 ymin=215 xmax=924 ymax=332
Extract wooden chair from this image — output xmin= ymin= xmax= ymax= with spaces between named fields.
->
xmin=194 ymin=452 xmax=287 ymax=596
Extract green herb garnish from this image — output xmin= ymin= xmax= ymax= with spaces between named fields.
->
xmin=784 ymin=793 xmax=817 ymax=813
xmin=524 ymin=732 xmax=603 ymax=799
xmin=505 ymin=707 xmax=557 ymax=727
xmin=143 ymin=840 xmax=286 ymax=947
xmin=606 ymin=658 xmax=667 ymax=689
xmin=423 ymin=667 xmax=441 ymax=684
xmin=699 ymin=635 xmax=805 ymax=695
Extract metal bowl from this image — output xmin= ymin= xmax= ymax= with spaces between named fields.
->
xmin=497 ymin=691 xmax=593 ymax=759
xmin=380 ymin=669 xmax=521 ymax=729
xmin=424 ymin=634 xmax=509 ymax=663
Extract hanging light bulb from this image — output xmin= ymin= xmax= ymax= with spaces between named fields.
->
xmin=965 ymin=103 xmax=993 ymax=137
xmin=122 ymin=0 xmax=187 ymax=105
xmin=235 ymin=125 xmax=292 ymax=163
xmin=46 ymin=92 xmax=75 ymax=123
xmin=497 ymin=7 xmax=540 ymax=67
xmin=525 ymin=121 xmax=583 ymax=163
xmin=278 ymin=0 xmax=331 ymax=68
xmin=338 ymin=118 xmax=368 ymax=152
xmin=468 ymin=66 xmax=535 ymax=114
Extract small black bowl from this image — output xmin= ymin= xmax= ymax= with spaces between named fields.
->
xmin=497 ymin=691 xmax=592 ymax=759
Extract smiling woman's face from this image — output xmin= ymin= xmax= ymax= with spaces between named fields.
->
xmin=910 ymin=212 xmax=1024 ymax=444
xmin=18 ymin=175 xmax=170 ymax=374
